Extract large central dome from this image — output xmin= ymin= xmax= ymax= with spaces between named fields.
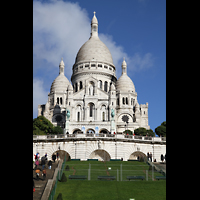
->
xmin=75 ymin=36 xmax=113 ymax=65
xmin=74 ymin=12 xmax=113 ymax=66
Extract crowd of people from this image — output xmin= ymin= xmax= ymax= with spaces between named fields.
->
xmin=147 ymin=152 xmax=166 ymax=163
xmin=33 ymin=152 xmax=60 ymax=192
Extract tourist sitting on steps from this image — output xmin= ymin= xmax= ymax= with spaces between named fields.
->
xmin=35 ymin=168 xmax=40 ymax=180
xmin=42 ymin=169 xmax=46 ymax=180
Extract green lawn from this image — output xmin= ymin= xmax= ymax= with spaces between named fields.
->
xmin=54 ymin=181 xmax=166 ymax=200
xmin=54 ymin=161 xmax=166 ymax=200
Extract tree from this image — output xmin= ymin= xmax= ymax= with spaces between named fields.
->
xmin=146 ymin=129 xmax=155 ymax=137
xmin=134 ymin=127 xmax=147 ymax=136
xmin=123 ymin=129 xmax=133 ymax=135
xmin=161 ymin=121 xmax=166 ymax=127
xmin=57 ymin=193 xmax=63 ymax=200
xmin=155 ymin=121 xmax=166 ymax=137
xmin=33 ymin=116 xmax=55 ymax=135
xmin=53 ymin=126 xmax=63 ymax=134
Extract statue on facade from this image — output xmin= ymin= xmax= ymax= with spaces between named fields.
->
xmin=111 ymin=108 xmax=115 ymax=119
xmin=66 ymin=109 xmax=70 ymax=120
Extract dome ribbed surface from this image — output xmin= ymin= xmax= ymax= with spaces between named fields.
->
xmin=75 ymin=36 xmax=113 ymax=65
xmin=116 ymin=74 xmax=135 ymax=93
xmin=50 ymin=74 xmax=70 ymax=93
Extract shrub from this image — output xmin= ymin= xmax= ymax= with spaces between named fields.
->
xmin=56 ymin=193 xmax=63 ymax=200
xmin=60 ymin=173 xmax=67 ymax=182
xmin=65 ymin=165 xmax=69 ymax=171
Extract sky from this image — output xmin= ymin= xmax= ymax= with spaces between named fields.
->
xmin=33 ymin=0 xmax=166 ymax=133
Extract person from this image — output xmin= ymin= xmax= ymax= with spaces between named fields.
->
xmin=48 ymin=160 xmax=52 ymax=169
xmin=35 ymin=159 xmax=39 ymax=169
xmin=149 ymin=152 xmax=152 ymax=162
xmin=41 ymin=157 xmax=46 ymax=170
xmin=56 ymin=152 xmax=59 ymax=161
xmin=161 ymin=154 xmax=164 ymax=162
xmin=37 ymin=152 xmax=40 ymax=160
xmin=147 ymin=152 xmax=149 ymax=161
xmin=34 ymin=154 xmax=37 ymax=161
xmin=45 ymin=152 xmax=47 ymax=158
xmin=42 ymin=169 xmax=46 ymax=180
xmin=35 ymin=168 xmax=40 ymax=180
xmin=52 ymin=154 xmax=56 ymax=162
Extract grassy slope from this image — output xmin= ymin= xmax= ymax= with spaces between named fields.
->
xmin=55 ymin=180 xmax=166 ymax=200
xmin=54 ymin=161 xmax=166 ymax=200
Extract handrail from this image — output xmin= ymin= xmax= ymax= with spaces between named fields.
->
xmin=33 ymin=134 xmax=166 ymax=142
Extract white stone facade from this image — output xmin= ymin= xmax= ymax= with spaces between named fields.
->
xmin=38 ymin=12 xmax=150 ymax=134
xmin=33 ymin=137 xmax=166 ymax=162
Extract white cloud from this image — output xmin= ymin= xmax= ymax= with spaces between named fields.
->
xmin=128 ymin=52 xmax=154 ymax=72
xmin=33 ymin=0 xmax=90 ymax=76
xmin=33 ymin=78 xmax=48 ymax=118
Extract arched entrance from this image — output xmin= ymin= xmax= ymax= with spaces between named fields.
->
xmin=129 ymin=151 xmax=147 ymax=161
xmin=86 ymin=128 xmax=95 ymax=134
xmin=52 ymin=150 xmax=70 ymax=161
xmin=99 ymin=129 xmax=109 ymax=134
xmin=89 ymin=149 xmax=111 ymax=161
xmin=72 ymin=129 xmax=81 ymax=134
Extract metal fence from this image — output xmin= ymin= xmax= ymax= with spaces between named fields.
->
xmin=48 ymin=155 xmax=66 ymax=200
xmin=63 ymin=162 xmax=165 ymax=182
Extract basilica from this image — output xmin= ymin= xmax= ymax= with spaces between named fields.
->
xmin=38 ymin=12 xmax=150 ymax=134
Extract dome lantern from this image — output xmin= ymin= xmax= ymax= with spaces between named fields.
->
xmin=59 ymin=57 xmax=65 ymax=75
xmin=122 ymin=57 xmax=127 ymax=75
xmin=91 ymin=11 xmax=98 ymax=38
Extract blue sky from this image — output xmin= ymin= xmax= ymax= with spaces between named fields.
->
xmin=33 ymin=0 xmax=166 ymax=133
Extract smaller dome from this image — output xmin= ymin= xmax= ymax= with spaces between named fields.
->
xmin=116 ymin=74 xmax=135 ymax=93
xmin=116 ymin=58 xmax=135 ymax=93
xmin=50 ymin=58 xmax=70 ymax=93
xmin=50 ymin=74 xmax=70 ymax=93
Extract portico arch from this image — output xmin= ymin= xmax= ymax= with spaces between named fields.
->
xmin=99 ymin=128 xmax=109 ymax=134
xmin=89 ymin=149 xmax=111 ymax=161
xmin=72 ymin=128 xmax=81 ymax=134
xmin=129 ymin=151 xmax=147 ymax=161
xmin=51 ymin=150 xmax=70 ymax=161
xmin=86 ymin=128 xmax=95 ymax=134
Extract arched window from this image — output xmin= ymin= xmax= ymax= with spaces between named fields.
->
xmin=60 ymin=97 xmax=62 ymax=105
xmin=123 ymin=97 xmax=125 ymax=105
xmin=104 ymin=81 xmax=108 ymax=92
xmin=77 ymin=112 xmax=80 ymax=121
xmin=126 ymin=97 xmax=128 ymax=105
xmin=102 ymin=112 xmax=105 ymax=121
xmin=117 ymin=98 xmax=119 ymax=105
xmin=89 ymin=103 xmax=94 ymax=117
xmin=80 ymin=81 xmax=83 ymax=90
xmin=99 ymin=80 xmax=102 ymax=89
xmin=75 ymin=83 xmax=78 ymax=92
xmin=57 ymin=97 xmax=59 ymax=104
